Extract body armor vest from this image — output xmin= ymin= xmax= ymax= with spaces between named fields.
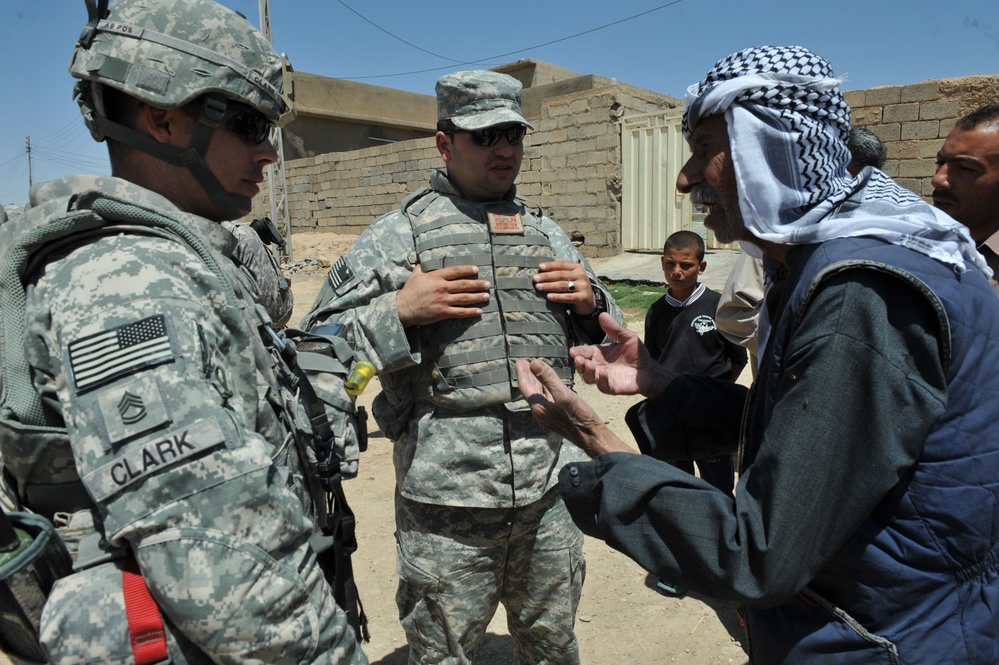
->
xmin=404 ymin=189 xmax=574 ymax=412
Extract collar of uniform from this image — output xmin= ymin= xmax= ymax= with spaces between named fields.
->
xmin=30 ymin=174 xmax=234 ymax=258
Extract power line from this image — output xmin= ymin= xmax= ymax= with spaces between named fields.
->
xmin=0 ymin=153 xmax=27 ymax=194
xmin=336 ymin=1 xmax=466 ymax=64
xmin=30 ymin=144 xmax=109 ymax=168
xmin=339 ymin=0 xmax=686 ymax=81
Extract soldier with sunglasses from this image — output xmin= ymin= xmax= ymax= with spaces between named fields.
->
xmin=0 ymin=0 xmax=368 ymax=662
xmin=304 ymin=70 xmax=621 ymax=664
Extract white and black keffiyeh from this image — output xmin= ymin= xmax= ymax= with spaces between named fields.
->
xmin=682 ymin=45 xmax=988 ymax=276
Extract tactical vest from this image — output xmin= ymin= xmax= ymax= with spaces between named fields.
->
xmin=743 ymin=238 xmax=999 ymax=663
xmin=403 ymin=189 xmax=574 ymax=411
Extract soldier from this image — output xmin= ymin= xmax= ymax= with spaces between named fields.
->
xmin=0 ymin=0 xmax=366 ymax=662
xmin=303 ymin=70 xmax=622 ymax=664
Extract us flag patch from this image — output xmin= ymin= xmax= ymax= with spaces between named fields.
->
xmin=328 ymin=257 xmax=355 ymax=293
xmin=69 ymin=315 xmax=175 ymax=393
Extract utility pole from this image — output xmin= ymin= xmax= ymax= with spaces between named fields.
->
xmin=258 ymin=0 xmax=293 ymax=261
xmin=26 ymin=137 xmax=33 ymax=190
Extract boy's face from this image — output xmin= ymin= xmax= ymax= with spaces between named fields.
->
xmin=661 ymin=247 xmax=705 ymax=300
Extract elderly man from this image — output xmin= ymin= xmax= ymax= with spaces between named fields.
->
xmin=933 ymin=104 xmax=999 ymax=280
xmin=517 ymin=45 xmax=999 ymax=663
xmin=0 ymin=0 xmax=365 ymax=662
xmin=304 ymin=70 xmax=620 ymax=664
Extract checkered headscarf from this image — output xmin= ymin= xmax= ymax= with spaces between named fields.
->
xmin=682 ymin=45 xmax=987 ymax=276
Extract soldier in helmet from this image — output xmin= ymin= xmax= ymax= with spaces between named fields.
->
xmin=0 ymin=0 xmax=366 ymax=662
xmin=303 ymin=70 xmax=622 ymax=664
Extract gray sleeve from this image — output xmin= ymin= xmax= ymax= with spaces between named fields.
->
xmin=301 ymin=212 xmax=421 ymax=372
xmin=559 ymin=268 xmax=947 ymax=605
xmin=715 ymin=253 xmax=765 ymax=355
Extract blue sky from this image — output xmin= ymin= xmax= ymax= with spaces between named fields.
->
xmin=2 ymin=0 xmax=997 ymax=206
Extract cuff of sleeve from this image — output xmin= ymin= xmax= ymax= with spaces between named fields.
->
xmin=558 ymin=453 xmax=633 ymax=539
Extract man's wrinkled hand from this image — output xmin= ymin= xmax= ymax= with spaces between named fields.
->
xmin=570 ymin=313 xmax=677 ymax=397
xmin=515 ymin=359 xmax=635 ymax=458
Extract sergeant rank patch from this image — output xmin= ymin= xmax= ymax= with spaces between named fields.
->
xmin=68 ymin=314 xmax=175 ymax=394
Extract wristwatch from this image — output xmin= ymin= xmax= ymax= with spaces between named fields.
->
xmin=577 ymin=287 xmax=607 ymax=320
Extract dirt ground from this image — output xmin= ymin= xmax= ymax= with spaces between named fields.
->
xmin=286 ymin=232 xmax=751 ymax=665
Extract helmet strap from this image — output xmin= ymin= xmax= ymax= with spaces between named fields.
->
xmin=80 ymin=87 xmax=250 ymax=220
xmin=177 ymin=95 xmax=251 ymax=220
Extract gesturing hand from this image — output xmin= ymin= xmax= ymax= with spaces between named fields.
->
xmin=515 ymin=359 xmax=635 ymax=458
xmin=570 ymin=313 xmax=678 ymax=397
xmin=396 ymin=263 xmax=492 ymax=327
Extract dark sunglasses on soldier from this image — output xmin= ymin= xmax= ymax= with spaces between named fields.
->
xmin=225 ymin=103 xmax=274 ymax=144
xmin=465 ymin=125 xmax=527 ymax=147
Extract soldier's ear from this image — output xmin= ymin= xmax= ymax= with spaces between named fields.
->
xmin=137 ymin=104 xmax=190 ymax=147
xmin=436 ymin=131 xmax=453 ymax=163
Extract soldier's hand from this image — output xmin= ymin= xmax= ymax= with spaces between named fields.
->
xmin=534 ymin=261 xmax=596 ymax=315
xmin=397 ymin=263 xmax=491 ymax=327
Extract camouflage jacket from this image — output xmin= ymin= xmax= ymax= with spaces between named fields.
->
xmin=303 ymin=170 xmax=621 ymax=508
xmin=222 ymin=219 xmax=294 ymax=327
xmin=1 ymin=175 xmax=364 ymax=664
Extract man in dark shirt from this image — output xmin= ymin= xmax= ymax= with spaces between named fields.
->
xmin=516 ymin=45 xmax=999 ymax=663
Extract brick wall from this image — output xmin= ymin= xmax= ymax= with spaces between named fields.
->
xmin=252 ymin=74 xmax=998 ymax=257
xmin=844 ymin=74 xmax=999 ymax=199
xmin=251 ymin=83 xmax=678 ymax=258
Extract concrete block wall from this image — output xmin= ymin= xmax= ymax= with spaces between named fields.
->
xmin=250 ymin=140 xmax=439 ymax=236
xmin=844 ymin=74 xmax=999 ymax=199
xmin=251 ymin=83 xmax=678 ymax=258
xmin=252 ymin=74 xmax=997 ymax=257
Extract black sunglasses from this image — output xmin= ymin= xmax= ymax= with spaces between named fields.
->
xmin=225 ymin=104 xmax=274 ymax=144
xmin=462 ymin=125 xmax=527 ymax=147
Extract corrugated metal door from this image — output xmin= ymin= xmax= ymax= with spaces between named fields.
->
xmin=621 ymin=110 xmax=691 ymax=252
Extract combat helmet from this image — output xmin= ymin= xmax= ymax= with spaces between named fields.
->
xmin=69 ymin=0 xmax=293 ymax=219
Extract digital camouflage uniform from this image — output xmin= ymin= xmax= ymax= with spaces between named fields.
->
xmin=0 ymin=0 xmax=365 ymax=661
xmin=0 ymin=175 xmax=365 ymax=664
xmin=223 ymin=219 xmax=294 ymax=327
xmin=304 ymin=70 xmax=622 ymax=662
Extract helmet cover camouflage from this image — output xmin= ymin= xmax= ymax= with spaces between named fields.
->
xmin=436 ymin=70 xmax=533 ymax=131
xmin=69 ymin=0 xmax=289 ymax=123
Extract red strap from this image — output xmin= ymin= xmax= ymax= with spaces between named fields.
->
xmin=122 ymin=556 xmax=169 ymax=664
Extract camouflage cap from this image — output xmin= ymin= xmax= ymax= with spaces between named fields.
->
xmin=436 ymin=70 xmax=533 ymax=131
xmin=69 ymin=0 xmax=289 ymax=124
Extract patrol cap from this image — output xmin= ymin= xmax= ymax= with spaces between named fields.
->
xmin=436 ymin=70 xmax=533 ymax=131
